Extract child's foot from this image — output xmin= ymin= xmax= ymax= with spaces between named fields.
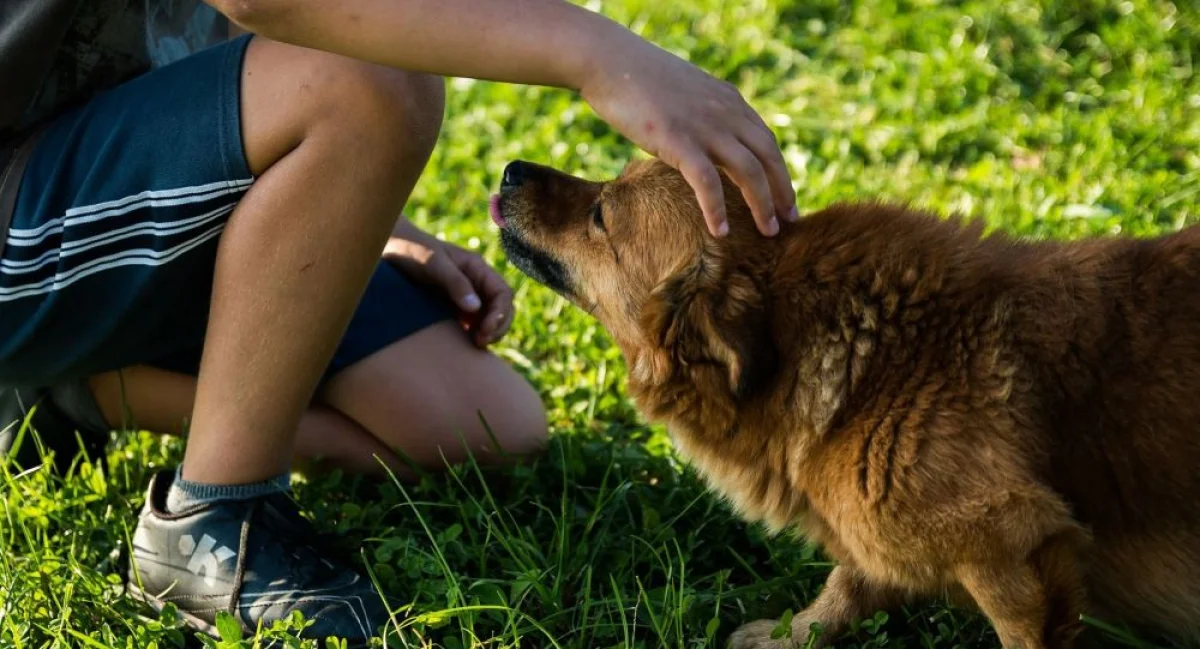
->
xmin=0 ymin=383 xmax=108 ymax=472
xmin=125 ymin=470 xmax=395 ymax=645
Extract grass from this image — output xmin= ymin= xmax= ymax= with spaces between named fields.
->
xmin=2 ymin=0 xmax=1198 ymax=647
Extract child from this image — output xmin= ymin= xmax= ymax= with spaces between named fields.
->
xmin=0 ymin=0 xmax=795 ymax=642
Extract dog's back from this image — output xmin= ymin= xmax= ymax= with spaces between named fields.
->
xmin=776 ymin=206 xmax=1200 ymax=641
xmin=1025 ymin=225 xmax=1200 ymax=640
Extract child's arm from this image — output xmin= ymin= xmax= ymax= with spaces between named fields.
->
xmin=204 ymin=0 xmax=796 ymax=238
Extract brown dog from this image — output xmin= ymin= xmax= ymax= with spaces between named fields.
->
xmin=490 ymin=158 xmax=1200 ymax=649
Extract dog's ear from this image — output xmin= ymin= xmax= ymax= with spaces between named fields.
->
xmin=637 ymin=255 xmax=778 ymax=401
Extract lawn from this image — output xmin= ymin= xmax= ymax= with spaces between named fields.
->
xmin=3 ymin=0 xmax=1198 ymax=647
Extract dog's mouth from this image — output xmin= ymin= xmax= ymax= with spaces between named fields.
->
xmin=493 ymin=194 xmax=575 ymax=298
xmin=489 ymin=193 xmax=506 ymax=228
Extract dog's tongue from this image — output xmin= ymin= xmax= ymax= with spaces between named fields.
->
xmin=488 ymin=194 xmax=505 ymax=227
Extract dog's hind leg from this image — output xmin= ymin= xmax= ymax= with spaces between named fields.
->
xmin=954 ymin=530 xmax=1089 ymax=649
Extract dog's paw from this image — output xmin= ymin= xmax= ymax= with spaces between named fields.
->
xmin=727 ymin=618 xmax=809 ymax=649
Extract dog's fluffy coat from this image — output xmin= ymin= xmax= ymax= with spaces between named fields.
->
xmin=495 ymin=159 xmax=1200 ymax=649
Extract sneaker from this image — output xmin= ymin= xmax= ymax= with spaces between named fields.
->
xmin=125 ymin=469 xmax=396 ymax=645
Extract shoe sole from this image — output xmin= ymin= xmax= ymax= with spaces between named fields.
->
xmin=125 ymin=582 xmax=372 ymax=648
xmin=125 ymin=582 xmax=222 ymax=638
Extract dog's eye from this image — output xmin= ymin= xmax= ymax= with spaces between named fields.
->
xmin=591 ymin=203 xmax=606 ymax=232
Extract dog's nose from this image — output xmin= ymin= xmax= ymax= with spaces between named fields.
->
xmin=501 ymin=161 xmax=527 ymax=189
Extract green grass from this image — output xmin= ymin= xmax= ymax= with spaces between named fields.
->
xmin=3 ymin=0 xmax=1198 ymax=647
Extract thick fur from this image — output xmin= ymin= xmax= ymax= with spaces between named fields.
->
xmin=495 ymin=159 xmax=1200 ymax=649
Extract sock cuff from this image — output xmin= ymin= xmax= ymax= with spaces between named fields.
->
xmin=167 ymin=466 xmax=291 ymax=511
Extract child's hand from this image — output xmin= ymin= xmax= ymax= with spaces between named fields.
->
xmin=579 ymin=40 xmax=797 ymax=238
xmin=384 ymin=223 xmax=514 ymax=348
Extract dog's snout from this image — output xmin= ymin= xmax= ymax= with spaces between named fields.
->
xmin=501 ymin=161 xmax=528 ymax=189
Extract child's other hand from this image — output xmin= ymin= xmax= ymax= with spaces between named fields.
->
xmin=384 ymin=222 xmax=514 ymax=348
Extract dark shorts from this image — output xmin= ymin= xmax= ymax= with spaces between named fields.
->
xmin=0 ymin=34 xmax=455 ymax=390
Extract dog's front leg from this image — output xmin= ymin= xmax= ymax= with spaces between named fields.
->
xmin=727 ymin=565 xmax=909 ymax=649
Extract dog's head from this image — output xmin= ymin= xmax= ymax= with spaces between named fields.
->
xmin=493 ymin=158 xmax=780 ymax=401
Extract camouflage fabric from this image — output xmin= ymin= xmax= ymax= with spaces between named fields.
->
xmin=16 ymin=0 xmax=230 ymax=131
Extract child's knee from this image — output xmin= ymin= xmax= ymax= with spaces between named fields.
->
xmin=304 ymin=58 xmax=445 ymax=163
xmin=240 ymin=37 xmax=445 ymax=173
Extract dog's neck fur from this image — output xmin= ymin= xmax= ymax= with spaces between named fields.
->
xmin=618 ymin=204 xmax=1015 ymax=531
xmin=620 ymin=228 xmax=827 ymax=531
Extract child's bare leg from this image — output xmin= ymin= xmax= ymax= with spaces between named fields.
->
xmin=87 ymin=321 xmax=547 ymax=477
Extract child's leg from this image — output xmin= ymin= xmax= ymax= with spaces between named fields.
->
xmin=310 ymin=259 xmax=548 ymax=472
xmin=86 ymin=364 xmax=417 ymax=476
xmin=87 ymin=328 xmax=547 ymax=478
xmin=179 ymin=36 xmax=444 ymax=487
xmin=319 ymin=319 xmax=548 ymax=472
xmin=0 ymin=33 xmax=451 ymax=640
xmin=85 ymin=260 xmax=548 ymax=478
